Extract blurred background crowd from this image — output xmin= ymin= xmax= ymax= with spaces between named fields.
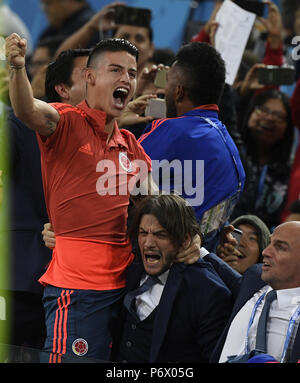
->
xmin=0 ymin=0 xmax=300 ymax=362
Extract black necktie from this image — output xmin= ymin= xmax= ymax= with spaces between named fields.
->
xmin=124 ymin=275 xmax=161 ymax=317
xmin=255 ymin=289 xmax=277 ymax=352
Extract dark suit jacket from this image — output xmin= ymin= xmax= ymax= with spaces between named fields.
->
xmin=112 ymin=256 xmax=234 ymax=363
xmin=0 ymin=110 xmax=51 ymax=293
xmin=210 ymin=264 xmax=300 ymax=363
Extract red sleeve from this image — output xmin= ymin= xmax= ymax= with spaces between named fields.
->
xmin=36 ymin=103 xmax=83 ymax=159
xmin=291 ymin=78 xmax=300 ymax=130
xmin=263 ymin=41 xmax=283 ymax=66
xmin=280 ymin=143 xmax=300 ymax=222
xmin=191 ymin=28 xmax=210 ymax=43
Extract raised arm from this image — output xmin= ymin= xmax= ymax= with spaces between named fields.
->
xmin=6 ymin=33 xmax=59 ymax=137
xmin=55 ymin=2 xmax=124 ymax=57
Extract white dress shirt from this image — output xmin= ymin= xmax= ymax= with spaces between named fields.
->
xmin=219 ymin=285 xmax=300 ymax=363
xmin=135 ymin=271 xmax=169 ymax=321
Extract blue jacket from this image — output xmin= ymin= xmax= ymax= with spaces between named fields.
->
xmin=139 ymin=109 xmax=245 ymax=224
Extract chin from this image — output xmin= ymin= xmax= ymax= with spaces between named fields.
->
xmin=144 ymin=266 xmax=163 ymax=277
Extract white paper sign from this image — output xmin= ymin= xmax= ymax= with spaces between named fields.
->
xmin=215 ymin=0 xmax=256 ymax=85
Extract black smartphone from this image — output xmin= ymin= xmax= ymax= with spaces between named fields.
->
xmin=113 ymin=5 xmax=152 ymax=27
xmin=258 ymin=65 xmax=296 ymax=85
xmin=234 ymin=0 xmax=265 ymax=17
xmin=231 ymin=228 xmax=243 ymax=247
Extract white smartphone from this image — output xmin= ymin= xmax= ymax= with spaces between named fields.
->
xmin=145 ymin=98 xmax=166 ymax=119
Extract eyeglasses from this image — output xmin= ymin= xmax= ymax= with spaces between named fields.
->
xmin=254 ymin=105 xmax=287 ymax=123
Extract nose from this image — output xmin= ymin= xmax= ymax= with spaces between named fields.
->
xmin=144 ymin=233 xmax=156 ymax=248
xmin=262 ymin=243 xmax=272 ymax=258
xmin=238 ymin=234 xmax=246 ymax=248
xmin=120 ymin=70 xmax=131 ymax=84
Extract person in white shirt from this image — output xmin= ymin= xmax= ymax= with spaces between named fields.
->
xmin=210 ymin=221 xmax=300 ymax=363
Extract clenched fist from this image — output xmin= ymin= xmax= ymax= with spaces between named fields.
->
xmin=5 ymin=33 xmax=27 ymax=68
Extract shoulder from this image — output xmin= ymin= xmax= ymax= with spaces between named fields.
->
xmin=120 ymin=128 xmax=138 ymax=141
xmin=235 ymin=263 xmax=265 ymax=299
xmin=49 ymin=103 xmax=86 ymax=118
xmin=181 ymin=260 xmax=231 ymax=294
xmin=138 ymin=117 xmax=186 ymax=144
xmin=243 ymin=263 xmax=263 ymax=279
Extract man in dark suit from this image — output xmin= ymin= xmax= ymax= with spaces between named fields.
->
xmin=111 ymin=194 xmax=234 ymax=363
xmin=210 ymin=221 xmax=300 ymax=363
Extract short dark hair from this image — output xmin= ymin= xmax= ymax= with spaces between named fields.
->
xmin=129 ymin=194 xmax=201 ymax=250
xmin=45 ymin=48 xmax=91 ymax=102
xmin=173 ymin=42 xmax=225 ymax=106
xmin=87 ymin=38 xmax=139 ymax=68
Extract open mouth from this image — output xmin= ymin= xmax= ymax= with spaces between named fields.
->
xmin=260 ymin=125 xmax=274 ymax=132
xmin=113 ymin=87 xmax=129 ymax=109
xmin=262 ymin=260 xmax=272 ymax=270
xmin=145 ymin=253 xmax=161 ymax=264
xmin=236 ymin=249 xmax=245 ymax=259
xmin=256 ymin=123 xmax=274 ymax=133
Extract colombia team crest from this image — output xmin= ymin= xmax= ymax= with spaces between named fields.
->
xmin=72 ymin=338 xmax=88 ymax=356
xmin=119 ymin=152 xmax=132 ymax=172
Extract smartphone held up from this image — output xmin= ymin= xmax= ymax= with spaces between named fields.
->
xmin=257 ymin=65 xmax=295 ymax=86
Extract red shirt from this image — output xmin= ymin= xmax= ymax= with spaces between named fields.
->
xmin=36 ymin=100 xmax=151 ymax=290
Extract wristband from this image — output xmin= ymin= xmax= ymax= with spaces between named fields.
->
xmin=10 ymin=64 xmax=25 ymax=70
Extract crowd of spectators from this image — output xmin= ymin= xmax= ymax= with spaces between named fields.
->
xmin=1 ymin=0 xmax=300 ymax=364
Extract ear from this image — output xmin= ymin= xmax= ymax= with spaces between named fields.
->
xmin=85 ymin=67 xmax=96 ymax=86
xmin=175 ymin=84 xmax=184 ymax=103
xmin=182 ymin=233 xmax=192 ymax=250
xmin=54 ymin=84 xmax=70 ymax=101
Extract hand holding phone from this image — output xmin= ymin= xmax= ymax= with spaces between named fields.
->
xmin=234 ymin=0 xmax=265 ymax=17
xmin=145 ymin=98 xmax=166 ymax=119
xmin=257 ymin=65 xmax=295 ymax=85
xmin=154 ymin=68 xmax=168 ymax=89
xmin=231 ymin=228 xmax=243 ymax=248
xmin=113 ymin=5 xmax=152 ymax=27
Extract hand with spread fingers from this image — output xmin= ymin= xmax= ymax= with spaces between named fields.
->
xmin=118 ymin=94 xmax=156 ymax=128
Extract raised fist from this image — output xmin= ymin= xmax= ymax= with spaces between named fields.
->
xmin=5 ymin=33 xmax=27 ymax=68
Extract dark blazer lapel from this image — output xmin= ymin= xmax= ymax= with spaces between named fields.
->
xmin=210 ymin=264 xmax=266 ymax=362
xmin=231 ymin=264 xmax=265 ymax=317
xmin=149 ymin=263 xmax=186 ymax=362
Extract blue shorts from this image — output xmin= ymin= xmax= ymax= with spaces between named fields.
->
xmin=42 ymin=286 xmax=124 ymax=361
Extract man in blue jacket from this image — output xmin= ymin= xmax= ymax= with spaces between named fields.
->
xmin=139 ymin=42 xmax=245 ymax=250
